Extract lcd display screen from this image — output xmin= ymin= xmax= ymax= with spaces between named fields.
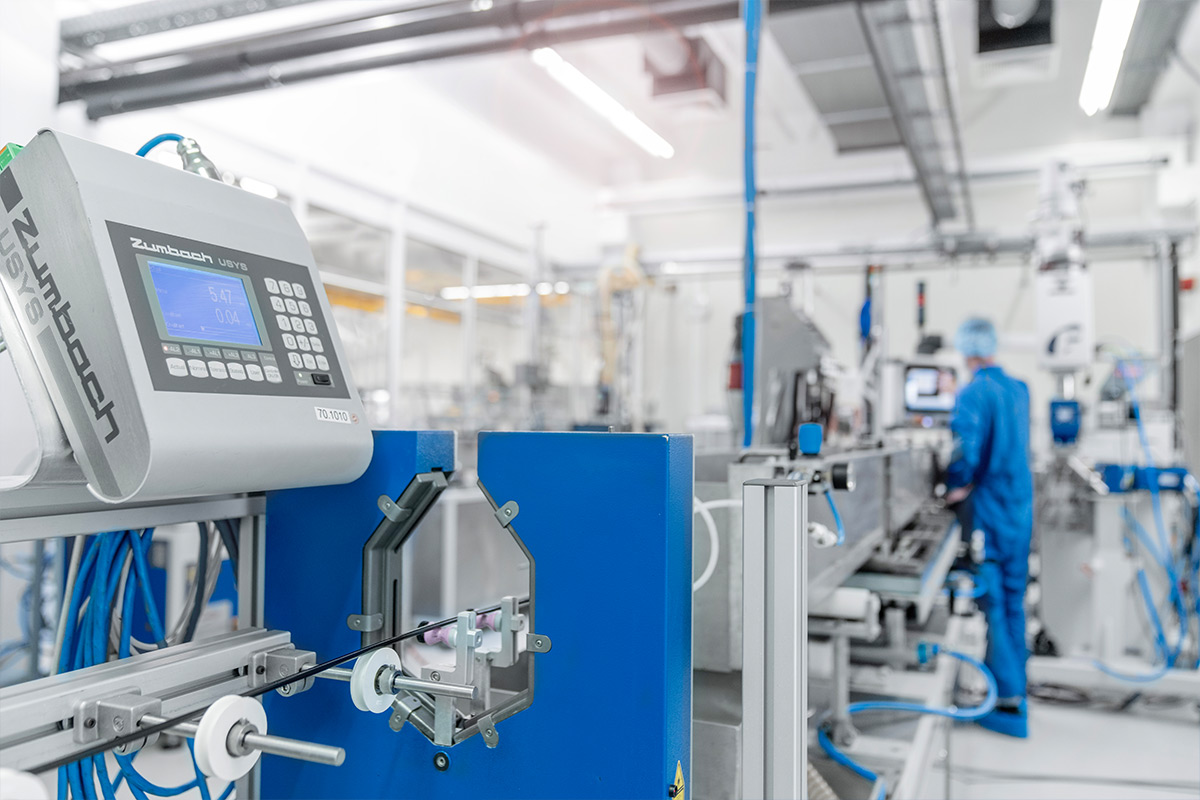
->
xmin=904 ymin=365 xmax=957 ymax=413
xmin=148 ymin=261 xmax=262 ymax=347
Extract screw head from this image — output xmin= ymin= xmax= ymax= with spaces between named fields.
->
xmin=430 ymin=671 xmax=441 ymax=681
xmin=256 ymin=665 xmax=266 ymax=675
xmin=84 ymin=718 xmax=96 ymax=729
xmin=535 ymin=638 xmax=544 ymax=648
xmin=433 ymin=752 xmax=450 ymax=772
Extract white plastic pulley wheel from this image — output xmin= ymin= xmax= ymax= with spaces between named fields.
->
xmin=0 ymin=768 xmax=49 ymax=800
xmin=349 ymin=647 xmax=400 ymax=713
xmin=194 ymin=695 xmax=268 ymax=781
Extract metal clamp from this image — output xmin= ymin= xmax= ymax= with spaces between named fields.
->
xmin=75 ymin=693 xmax=162 ymax=755
xmin=347 ymin=613 xmax=383 ymax=633
xmin=477 ymin=713 xmax=499 ymax=749
xmin=249 ymin=647 xmax=317 ymax=696
xmin=388 ymin=695 xmax=422 ymax=733
xmin=494 ymin=500 xmax=519 ymax=527
xmin=525 ymin=633 xmax=552 ymax=653
xmin=377 ymin=495 xmax=414 ymax=523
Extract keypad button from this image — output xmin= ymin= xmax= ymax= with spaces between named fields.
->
xmin=316 ymin=355 xmax=330 ymax=371
xmin=270 ymin=296 xmax=285 ymax=312
xmin=298 ymin=300 xmax=312 ymax=317
xmin=292 ymin=283 xmax=307 ymax=299
xmin=303 ymin=319 xmax=318 ymax=335
xmin=279 ymin=281 xmax=294 ymax=297
xmin=222 ymin=349 xmax=241 ymax=360
xmin=302 ymin=353 xmax=317 ymax=370
xmin=228 ymin=363 xmax=247 ymax=380
xmin=259 ymin=353 xmax=278 ymax=367
xmin=203 ymin=346 xmax=222 ymax=359
xmin=264 ymin=365 xmax=283 ymax=383
xmin=162 ymin=343 xmax=183 ymax=355
xmin=276 ymin=315 xmax=292 ymax=332
xmin=284 ymin=298 xmax=299 ymax=314
xmin=288 ymin=352 xmax=304 ymax=368
xmin=294 ymin=371 xmax=311 ymax=385
xmin=296 ymin=335 xmax=311 ymax=351
xmin=290 ymin=315 xmax=304 ymax=331
xmin=208 ymin=361 xmax=228 ymax=379
xmin=246 ymin=364 xmax=264 ymax=382
xmin=187 ymin=359 xmax=208 ymax=378
xmin=183 ymin=345 xmax=203 ymax=357
xmin=309 ymin=337 xmax=324 ymax=353
xmin=264 ymin=278 xmax=280 ymax=294
xmin=166 ymin=357 xmax=188 ymax=377
xmin=241 ymin=351 xmax=258 ymax=362
xmin=282 ymin=333 xmax=297 ymax=349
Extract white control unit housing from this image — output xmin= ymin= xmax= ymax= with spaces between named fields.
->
xmin=0 ymin=131 xmax=373 ymax=503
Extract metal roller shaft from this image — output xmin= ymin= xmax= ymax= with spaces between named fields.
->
xmin=140 ymin=714 xmax=345 ymax=766
xmin=318 ymin=666 xmax=477 ymax=700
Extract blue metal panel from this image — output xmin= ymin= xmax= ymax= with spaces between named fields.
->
xmin=260 ymin=430 xmax=692 ymax=799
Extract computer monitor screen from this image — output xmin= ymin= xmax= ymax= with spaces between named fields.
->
xmin=904 ymin=365 xmax=957 ymax=413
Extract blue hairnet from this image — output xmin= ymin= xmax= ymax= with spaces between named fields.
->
xmin=956 ymin=317 xmax=998 ymax=358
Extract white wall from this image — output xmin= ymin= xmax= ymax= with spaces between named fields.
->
xmin=635 ymin=167 xmax=1188 ymax=438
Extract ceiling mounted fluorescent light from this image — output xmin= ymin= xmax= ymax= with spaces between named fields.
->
xmin=530 ymin=47 xmax=675 ymax=159
xmin=1078 ymin=0 xmax=1141 ymax=116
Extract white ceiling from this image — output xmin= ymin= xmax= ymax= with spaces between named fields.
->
xmin=55 ymin=0 xmax=1200 ymax=191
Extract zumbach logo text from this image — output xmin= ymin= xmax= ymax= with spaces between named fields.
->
xmin=130 ymin=236 xmax=214 ymax=265
xmin=0 ymin=168 xmax=120 ymax=443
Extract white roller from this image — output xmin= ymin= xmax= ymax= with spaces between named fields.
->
xmin=194 ymin=695 xmax=267 ymax=781
xmin=0 ymin=768 xmax=49 ymax=800
xmin=349 ymin=648 xmax=399 ymax=713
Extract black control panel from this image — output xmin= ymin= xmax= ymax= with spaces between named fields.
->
xmin=109 ymin=221 xmax=350 ymax=399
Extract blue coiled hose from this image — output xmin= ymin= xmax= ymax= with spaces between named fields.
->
xmin=818 ymin=648 xmax=998 ymax=796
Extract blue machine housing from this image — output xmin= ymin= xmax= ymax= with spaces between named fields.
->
xmin=1097 ymin=463 xmax=1192 ymax=494
xmin=1050 ymin=399 xmax=1081 ymax=445
xmin=261 ymin=430 xmax=693 ymax=799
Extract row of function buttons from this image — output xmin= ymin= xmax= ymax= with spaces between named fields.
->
xmin=166 ymin=357 xmax=282 ymax=383
xmin=276 ymin=315 xmax=318 ymax=335
xmin=264 ymin=278 xmax=307 ymax=299
xmin=162 ymin=343 xmax=264 ymax=362
xmin=269 ymin=296 xmax=313 ymax=317
xmin=286 ymin=352 xmax=330 ymax=371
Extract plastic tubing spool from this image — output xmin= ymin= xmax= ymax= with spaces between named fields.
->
xmin=194 ymin=696 xmax=267 ymax=781
xmin=349 ymin=647 xmax=400 ymax=713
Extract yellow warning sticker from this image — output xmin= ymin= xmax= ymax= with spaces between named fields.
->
xmin=670 ymin=760 xmax=686 ymax=800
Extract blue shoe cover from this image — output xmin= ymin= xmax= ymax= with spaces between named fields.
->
xmin=976 ymin=701 xmax=1028 ymax=738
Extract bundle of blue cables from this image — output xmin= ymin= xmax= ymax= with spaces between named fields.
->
xmin=1095 ymin=359 xmax=1200 ymax=680
xmin=817 ymin=646 xmax=998 ymax=797
xmin=56 ymin=529 xmax=233 ymax=800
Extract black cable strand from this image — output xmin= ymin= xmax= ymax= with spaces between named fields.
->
xmin=28 ymin=598 xmax=525 ymax=774
xmin=180 ymin=523 xmax=209 ymax=644
xmin=215 ymin=519 xmax=239 ymax=573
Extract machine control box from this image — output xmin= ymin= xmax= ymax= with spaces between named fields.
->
xmin=0 ymin=131 xmax=372 ymax=503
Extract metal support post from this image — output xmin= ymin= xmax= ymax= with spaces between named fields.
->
xmin=741 ymin=478 xmax=808 ymax=800
xmin=386 ymin=202 xmax=408 ymax=427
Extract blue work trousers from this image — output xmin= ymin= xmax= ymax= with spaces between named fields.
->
xmin=976 ymin=532 xmax=1030 ymax=701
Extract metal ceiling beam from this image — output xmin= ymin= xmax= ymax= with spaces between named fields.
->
xmin=855 ymin=0 xmax=957 ymax=225
xmin=59 ymin=0 xmax=846 ymax=119
xmin=60 ymin=0 xmax=327 ymax=50
xmin=1110 ymin=0 xmax=1197 ymax=116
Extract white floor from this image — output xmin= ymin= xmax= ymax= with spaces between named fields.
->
xmin=941 ymin=696 xmax=1200 ymax=799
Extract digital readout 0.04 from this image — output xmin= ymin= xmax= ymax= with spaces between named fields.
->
xmin=147 ymin=260 xmax=263 ymax=347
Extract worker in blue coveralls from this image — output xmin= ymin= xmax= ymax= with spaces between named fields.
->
xmin=945 ymin=317 xmax=1034 ymax=738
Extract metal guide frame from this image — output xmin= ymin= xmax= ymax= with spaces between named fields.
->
xmin=354 ymin=472 xmax=538 ymax=749
xmin=741 ymin=478 xmax=808 ymax=800
xmin=0 ymin=628 xmax=294 ymax=771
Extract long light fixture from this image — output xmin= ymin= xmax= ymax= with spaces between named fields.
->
xmin=440 ymin=282 xmax=569 ymax=300
xmin=530 ymin=47 xmax=675 ymax=159
xmin=1078 ymin=0 xmax=1141 ymax=117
